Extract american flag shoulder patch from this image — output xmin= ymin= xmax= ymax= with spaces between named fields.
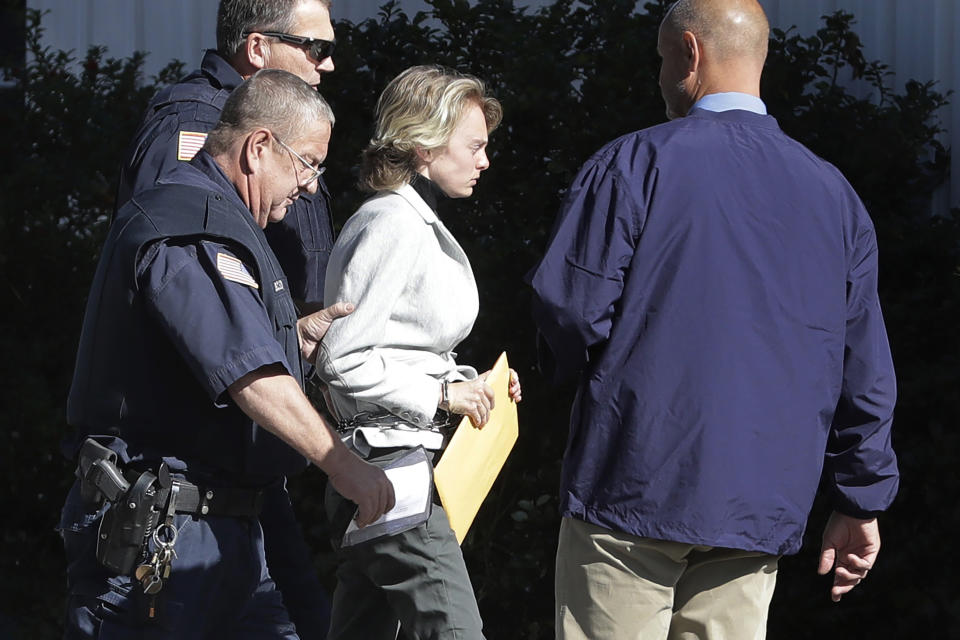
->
xmin=216 ymin=252 xmax=259 ymax=289
xmin=177 ymin=130 xmax=208 ymax=161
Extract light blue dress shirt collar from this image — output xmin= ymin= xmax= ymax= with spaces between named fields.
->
xmin=692 ymin=92 xmax=767 ymax=115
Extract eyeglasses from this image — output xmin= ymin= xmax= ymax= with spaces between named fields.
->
xmin=244 ymin=31 xmax=336 ymax=61
xmin=272 ymin=133 xmax=325 ymax=186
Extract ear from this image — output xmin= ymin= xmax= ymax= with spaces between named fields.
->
xmin=243 ymin=129 xmax=272 ymax=175
xmin=245 ymin=33 xmax=270 ymax=70
xmin=415 ymin=146 xmax=434 ymax=166
xmin=682 ymin=30 xmax=701 ymax=74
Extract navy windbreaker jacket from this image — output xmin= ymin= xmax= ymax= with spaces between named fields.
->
xmin=530 ymin=108 xmax=898 ymax=555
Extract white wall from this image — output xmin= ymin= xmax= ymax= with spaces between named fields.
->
xmin=25 ymin=0 xmax=468 ymax=75
xmin=25 ymin=0 xmax=506 ymax=75
xmin=29 ymin=0 xmax=217 ymax=79
xmin=27 ymin=0 xmax=959 ymax=209
xmin=334 ymin=0 xmax=433 ymax=24
xmin=759 ymin=0 xmax=959 ymax=211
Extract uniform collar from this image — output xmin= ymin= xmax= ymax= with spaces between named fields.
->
xmin=199 ymin=49 xmax=244 ymax=92
xmin=192 ymin=151 xmax=253 ymax=214
xmin=155 ymin=150 xmax=252 ymax=219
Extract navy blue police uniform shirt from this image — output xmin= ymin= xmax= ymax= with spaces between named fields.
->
xmin=66 ymin=150 xmax=306 ymax=485
xmin=117 ymin=49 xmax=334 ymax=306
xmin=143 ymin=158 xmax=291 ymax=402
xmin=529 ymin=105 xmax=899 ymax=556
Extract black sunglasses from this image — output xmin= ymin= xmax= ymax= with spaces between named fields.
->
xmin=244 ymin=31 xmax=336 ymax=61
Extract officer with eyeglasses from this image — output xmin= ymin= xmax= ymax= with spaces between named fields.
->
xmin=110 ymin=2 xmax=341 ymax=637
xmin=60 ymin=69 xmax=395 ymax=640
xmin=274 ymin=133 xmax=327 ymax=187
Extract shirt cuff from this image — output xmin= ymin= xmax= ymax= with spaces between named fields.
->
xmin=207 ymin=343 xmax=292 ymax=405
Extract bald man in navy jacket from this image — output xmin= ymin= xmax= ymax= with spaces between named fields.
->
xmin=530 ymin=1 xmax=898 ymax=637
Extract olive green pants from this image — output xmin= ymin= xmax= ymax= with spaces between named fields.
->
xmin=325 ymin=449 xmax=484 ymax=640
xmin=556 ymin=517 xmax=779 ymax=640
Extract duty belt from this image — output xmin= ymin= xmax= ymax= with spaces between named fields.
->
xmin=166 ymin=481 xmax=264 ymax=518
xmin=76 ymin=438 xmax=264 ymax=518
xmin=76 ymin=438 xmax=266 ymax=582
xmin=120 ymin=467 xmax=267 ymax=519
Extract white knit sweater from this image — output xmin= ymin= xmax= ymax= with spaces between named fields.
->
xmin=317 ymin=183 xmax=479 ymax=449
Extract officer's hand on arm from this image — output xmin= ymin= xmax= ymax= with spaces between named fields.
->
xmin=297 ymin=301 xmax=355 ymax=365
xmin=445 ymin=373 xmax=496 ymax=428
xmin=228 ymin=364 xmax=395 ymax=527
xmin=817 ymin=511 xmax=880 ymax=602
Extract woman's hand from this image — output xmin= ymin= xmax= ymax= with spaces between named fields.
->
xmin=508 ymin=368 xmax=522 ymax=403
xmin=446 ymin=368 xmax=522 ymax=426
xmin=447 ymin=374 xmax=495 ymax=427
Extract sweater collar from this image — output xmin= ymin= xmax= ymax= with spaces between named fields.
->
xmin=410 ymin=173 xmax=448 ymax=214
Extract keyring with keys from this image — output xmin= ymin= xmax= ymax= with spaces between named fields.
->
xmin=135 ymin=484 xmax=181 ymax=596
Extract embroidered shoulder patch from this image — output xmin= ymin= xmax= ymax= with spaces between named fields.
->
xmin=216 ymin=252 xmax=259 ymax=289
xmin=177 ymin=130 xmax=208 ymax=161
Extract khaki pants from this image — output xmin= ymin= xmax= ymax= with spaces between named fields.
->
xmin=555 ymin=518 xmax=779 ymax=640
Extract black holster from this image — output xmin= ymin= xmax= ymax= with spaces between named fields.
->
xmin=75 ymin=438 xmax=171 ymax=575
xmin=76 ymin=438 xmax=130 ymax=505
xmin=96 ymin=468 xmax=169 ymax=575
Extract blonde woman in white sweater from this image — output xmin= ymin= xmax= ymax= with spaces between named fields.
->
xmin=316 ymin=65 xmax=521 ymax=640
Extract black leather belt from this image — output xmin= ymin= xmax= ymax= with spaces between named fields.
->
xmin=119 ymin=467 xmax=266 ymax=518
xmin=92 ymin=455 xmax=267 ymax=519
xmin=169 ymin=480 xmax=264 ymax=518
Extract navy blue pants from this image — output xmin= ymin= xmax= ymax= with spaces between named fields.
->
xmin=60 ymin=481 xmax=313 ymax=639
xmin=260 ymin=481 xmax=331 ymax=639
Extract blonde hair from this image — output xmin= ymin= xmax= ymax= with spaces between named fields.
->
xmin=359 ymin=65 xmax=502 ymax=192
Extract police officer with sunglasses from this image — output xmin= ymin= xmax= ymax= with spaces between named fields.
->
xmin=118 ymin=0 xmax=338 ymax=311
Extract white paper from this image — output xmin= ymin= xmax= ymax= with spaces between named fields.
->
xmin=343 ymin=457 xmax=432 ymax=537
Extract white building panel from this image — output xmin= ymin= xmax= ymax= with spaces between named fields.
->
xmin=760 ymin=0 xmax=958 ymax=209
xmin=29 ymin=0 xmax=217 ymax=76
xmin=334 ymin=0 xmax=433 ymax=23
